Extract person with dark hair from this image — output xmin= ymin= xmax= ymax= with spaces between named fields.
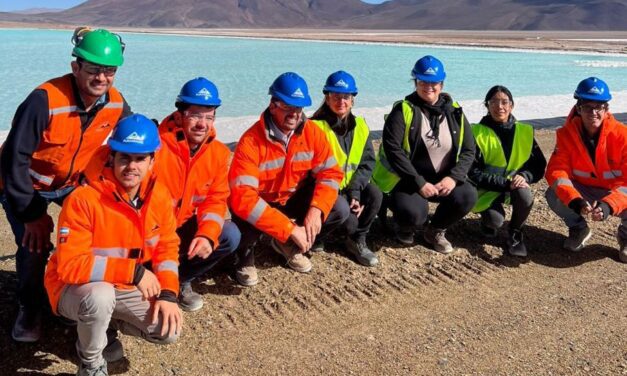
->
xmin=469 ymin=85 xmax=546 ymax=257
xmin=228 ymin=72 xmax=348 ymax=286
xmin=545 ymin=77 xmax=626 ymax=262
xmin=0 ymin=27 xmax=131 ymax=342
xmin=155 ymin=78 xmax=241 ymax=311
xmin=310 ymin=71 xmax=381 ymax=267
xmin=372 ymin=55 xmax=477 ymax=254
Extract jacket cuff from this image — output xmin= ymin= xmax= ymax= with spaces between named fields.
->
xmin=157 ymin=289 xmax=177 ymax=303
xmin=132 ymin=263 xmax=146 ymax=285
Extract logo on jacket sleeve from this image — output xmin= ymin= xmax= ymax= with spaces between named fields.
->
xmin=196 ymin=88 xmax=212 ymax=100
xmin=124 ymin=132 xmax=146 ymax=144
xmin=291 ymin=88 xmax=305 ymax=98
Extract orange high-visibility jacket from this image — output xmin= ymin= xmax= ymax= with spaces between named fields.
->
xmin=228 ymin=111 xmax=343 ymax=243
xmin=26 ymin=74 xmax=124 ymax=190
xmin=546 ymin=108 xmax=627 ymax=214
xmin=155 ymin=113 xmax=230 ymax=247
xmin=45 ymin=147 xmax=180 ymax=314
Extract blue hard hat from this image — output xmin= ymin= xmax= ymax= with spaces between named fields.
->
xmin=268 ymin=72 xmax=312 ymax=107
xmin=323 ymin=70 xmax=358 ymax=95
xmin=411 ymin=55 xmax=446 ymax=83
xmin=108 ymin=114 xmax=161 ymax=154
xmin=574 ymin=77 xmax=612 ymax=102
xmin=176 ymin=77 xmax=222 ymax=107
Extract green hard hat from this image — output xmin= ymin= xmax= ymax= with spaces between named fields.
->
xmin=72 ymin=29 xmax=125 ymax=67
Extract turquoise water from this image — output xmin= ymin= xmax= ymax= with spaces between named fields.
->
xmin=1 ymin=29 xmax=626 ymax=141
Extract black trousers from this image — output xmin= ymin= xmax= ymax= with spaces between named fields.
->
xmin=341 ymin=182 xmax=383 ymax=241
xmin=480 ymin=187 xmax=534 ymax=231
xmin=388 ymin=180 xmax=477 ymax=229
xmin=233 ymin=183 xmax=350 ymax=261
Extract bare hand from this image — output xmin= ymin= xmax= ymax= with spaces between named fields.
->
xmin=303 ymin=206 xmax=323 ymax=245
xmin=22 ymin=213 xmax=54 ymax=253
xmin=580 ymin=202 xmax=594 ymax=216
xmin=137 ymin=269 xmax=161 ymax=300
xmin=590 ymin=201 xmax=605 ymax=222
xmin=510 ymin=174 xmax=529 ymax=190
xmin=434 ymin=177 xmax=456 ymax=197
xmin=419 ymin=182 xmax=439 ymax=198
xmin=152 ymin=300 xmax=182 ymax=338
xmin=349 ymin=198 xmax=364 ymax=218
xmin=187 ymin=237 xmax=213 ymax=259
xmin=289 ymin=225 xmax=310 ymax=253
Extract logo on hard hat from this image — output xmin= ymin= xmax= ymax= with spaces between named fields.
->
xmin=196 ymin=88 xmax=212 ymax=100
xmin=292 ymin=88 xmax=305 ymax=98
xmin=588 ymin=86 xmax=603 ymax=94
xmin=424 ymin=67 xmax=437 ymax=75
xmin=335 ymin=79 xmax=349 ymax=88
xmin=124 ymin=132 xmax=146 ymax=144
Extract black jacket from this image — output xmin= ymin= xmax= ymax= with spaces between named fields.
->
xmin=1 ymin=76 xmax=131 ymax=222
xmin=310 ymin=105 xmax=376 ymax=202
xmin=468 ymin=115 xmax=547 ymax=192
xmin=381 ymin=91 xmax=475 ymax=191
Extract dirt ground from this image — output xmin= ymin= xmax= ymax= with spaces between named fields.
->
xmin=0 ymin=130 xmax=625 ymax=375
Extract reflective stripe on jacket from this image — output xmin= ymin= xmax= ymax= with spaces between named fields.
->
xmin=312 ymin=116 xmax=369 ymax=190
xmin=545 ymin=108 xmax=627 ymax=214
xmin=228 ymin=111 xmax=343 ymax=243
xmin=372 ymin=99 xmax=465 ymax=193
xmin=471 ymin=122 xmax=534 ymax=213
xmin=45 ymin=147 xmax=180 ymax=314
xmin=30 ymin=74 xmax=123 ymax=190
xmin=156 ymin=114 xmax=230 ymax=247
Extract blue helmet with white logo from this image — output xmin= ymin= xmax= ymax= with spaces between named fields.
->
xmin=108 ymin=114 xmax=161 ymax=154
xmin=411 ymin=55 xmax=446 ymax=83
xmin=268 ymin=72 xmax=312 ymax=107
xmin=323 ymin=70 xmax=358 ymax=96
xmin=176 ymin=77 xmax=222 ymax=107
xmin=574 ymin=77 xmax=611 ymax=102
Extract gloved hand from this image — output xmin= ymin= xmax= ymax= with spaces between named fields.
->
xmin=568 ymin=198 xmax=592 ymax=215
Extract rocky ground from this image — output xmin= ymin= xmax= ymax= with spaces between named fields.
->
xmin=0 ymin=130 xmax=625 ymax=375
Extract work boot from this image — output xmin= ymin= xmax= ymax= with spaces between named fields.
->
xmin=346 ymin=237 xmax=379 ymax=267
xmin=507 ymin=229 xmax=527 ymax=257
xmin=563 ymin=225 xmax=592 ymax=252
xmin=178 ymin=281 xmax=203 ymax=312
xmin=271 ymin=238 xmax=312 ymax=273
xmin=424 ymin=225 xmax=454 ymax=254
xmin=77 ymin=360 xmax=108 ymax=376
xmin=310 ymin=240 xmax=325 ymax=252
xmin=103 ymin=329 xmax=123 ymax=363
xmin=480 ymin=223 xmax=498 ymax=238
xmin=235 ymin=250 xmax=258 ymax=287
xmin=618 ymin=236 xmax=627 ymax=263
xmin=12 ymin=305 xmax=41 ymax=343
xmin=395 ymin=226 xmax=414 ymax=245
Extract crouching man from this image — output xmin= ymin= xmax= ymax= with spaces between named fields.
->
xmin=44 ymin=114 xmax=182 ymax=376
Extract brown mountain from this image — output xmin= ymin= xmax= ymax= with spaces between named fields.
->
xmin=2 ymin=0 xmax=626 ymax=30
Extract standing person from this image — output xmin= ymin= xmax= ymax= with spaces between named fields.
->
xmin=0 ymin=27 xmax=130 ymax=342
xmin=469 ymin=85 xmax=547 ymax=257
xmin=372 ymin=55 xmax=477 ymax=254
xmin=156 ymin=77 xmax=241 ymax=312
xmin=545 ymin=77 xmax=626 ymax=262
xmin=228 ymin=72 xmax=348 ymax=286
xmin=44 ymin=115 xmax=182 ymax=376
xmin=310 ymin=71 xmax=381 ymax=267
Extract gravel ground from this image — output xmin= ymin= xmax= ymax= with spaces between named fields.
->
xmin=0 ymin=130 xmax=625 ymax=376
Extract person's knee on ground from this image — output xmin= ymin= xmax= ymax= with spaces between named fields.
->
xmin=481 ymin=206 xmax=505 ymax=230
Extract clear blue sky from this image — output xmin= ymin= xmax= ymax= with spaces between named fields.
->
xmin=0 ymin=0 xmax=389 ymax=12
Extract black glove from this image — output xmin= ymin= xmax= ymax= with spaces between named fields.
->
xmin=568 ymin=198 xmax=589 ymax=215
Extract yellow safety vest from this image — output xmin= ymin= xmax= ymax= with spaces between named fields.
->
xmin=313 ymin=116 xmax=369 ymax=190
xmin=471 ymin=122 xmax=534 ymax=213
xmin=372 ymin=100 xmax=465 ymax=193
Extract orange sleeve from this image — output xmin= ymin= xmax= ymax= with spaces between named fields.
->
xmin=309 ymin=125 xmax=343 ymax=220
xmin=228 ymin=132 xmax=295 ymax=242
xmin=55 ymin=190 xmax=136 ymax=285
xmin=602 ymin=130 xmax=627 ymax=214
xmin=545 ymin=129 xmax=583 ymax=206
xmin=195 ymin=144 xmax=230 ymax=247
xmin=151 ymin=187 xmax=181 ymax=296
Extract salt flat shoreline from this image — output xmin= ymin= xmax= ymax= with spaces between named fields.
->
xmin=2 ymin=22 xmax=627 ymax=54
